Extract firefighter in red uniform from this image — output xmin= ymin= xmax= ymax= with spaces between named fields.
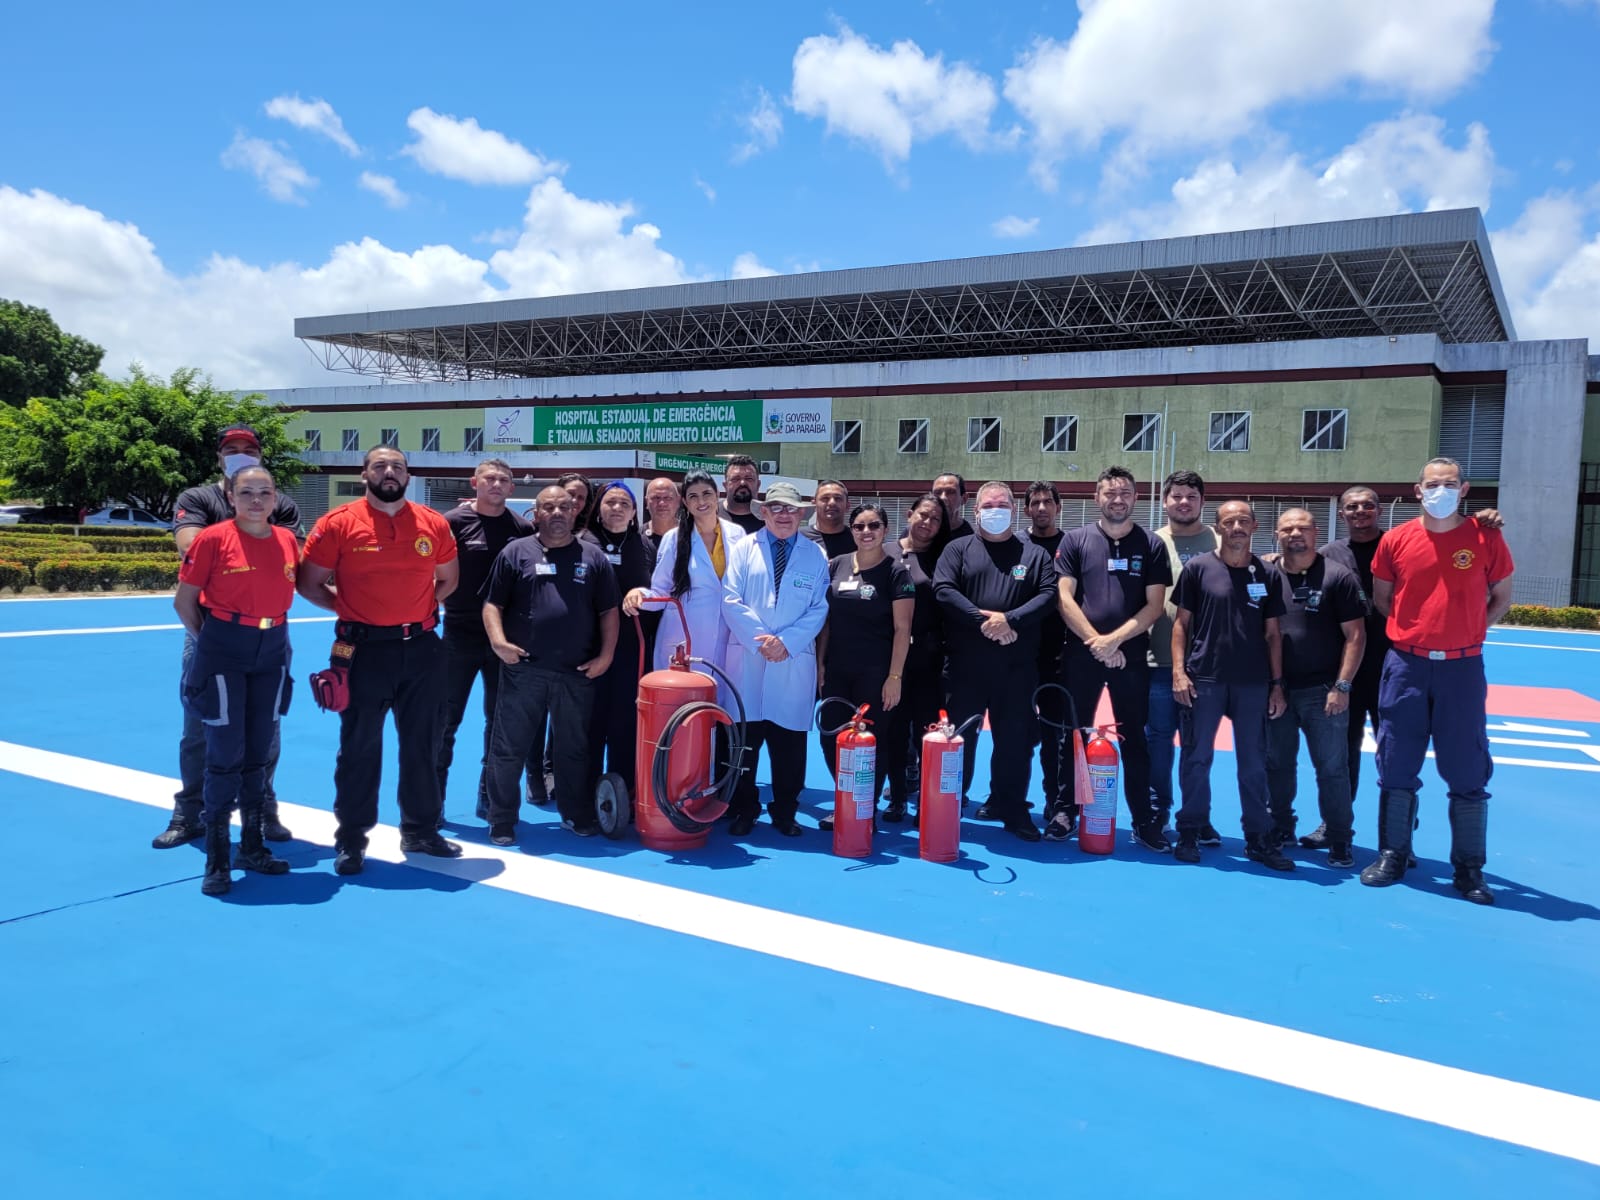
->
xmin=173 ymin=465 xmax=298 ymax=896
xmin=1364 ymin=456 xmax=1515 ymax=904
xmin=296 ymin=446 xmax=463 ymax=874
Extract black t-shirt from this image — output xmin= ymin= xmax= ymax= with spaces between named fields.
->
xmin=595 ymin=526 xmax=661 ymax=671
xmin=946 ymin=518 xmax=974 ymax=541
xmin=1021 ymin=529 xmax=1067 ymax=670
xmin=1172 ymin=552 xmax=1287 ymax=684
xmin=1055 ymin=522 xmax=1172 ymax=660
xmin=932 ymin=534 xmax=1058 ymax=665
xmin=823 ymin=553 xmax=916 ymax=673
xmin=481 ymin=536 xmax=621 ymax=669
xmin=1273 ymin=556 xmax=1367 ymax=688
xmin=887 ymin=540 xmax=945 ymax=671
xmin=1320 ymin=535 xmax=1388 ymax=679
xmin=719 ymin=505 xmax=764 ymax=535
xmin=803 ymin=524 xmax=857 ymax=559
xmin=173 ymin=482 xmax=300 ymax=534
xmin=444 ymin=504 xmax=534 ymax=630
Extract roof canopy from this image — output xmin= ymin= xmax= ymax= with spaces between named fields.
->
xmin=296 ymin=209 xmax=1514 ymax=382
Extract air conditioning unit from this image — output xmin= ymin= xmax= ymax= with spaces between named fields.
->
xmin=759 ymin=460 xmax=778 ymax=474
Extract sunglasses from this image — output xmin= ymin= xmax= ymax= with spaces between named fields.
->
xmin=852 ymin=521 xmax=884 ymax=532
xmin=765 ymin=503 xmax=799 ymax=515
xmin=1343 ymin=501 xmax=1378 ymax=511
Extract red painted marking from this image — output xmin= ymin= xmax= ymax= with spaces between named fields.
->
xmin=1486 ymin=684 xmax=1600 ymax=723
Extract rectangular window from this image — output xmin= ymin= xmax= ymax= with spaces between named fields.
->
xmin=303 ymin=429 xmax=322 ymax=451
xmin=968 ymin=416 xmax=1001 ymax=453
xmin=832 ymin=419 xmax=862 ymax=454
xmin=1123 ymin=413 xmax=1161 ymax=453
xmin=1042 ymin=415 xmax=1079 ymax=453
xmin=380 ymin=427 xmax=399 ymax=448
xmin=1301 ymin=408 xmax=1348 ymax=451
xmin=1208 ymin=411 xmax=1251 ymax=452
xmin=420 ymin=427 xmax=440 ymax=453
xmin=334 ymin=481 xmax=365 ymax=497
xmin=463 ymin=427 xmax=484 ymax=454
xmin=897 ymin=418 xmax=928 ymax=455
xmin=341 ymin=428 xmax=360 ymax=452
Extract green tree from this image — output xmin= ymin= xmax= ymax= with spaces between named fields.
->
xmin=0 ymin=365 xmax=306 ymax=518
xmin=0 ymin=299 xmax=105 ymax=407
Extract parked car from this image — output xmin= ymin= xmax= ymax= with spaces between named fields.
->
xmin=82 ymin=505 xmax=172 ymax=530
xmin=0 ymin=504 xmax=79 ymax=525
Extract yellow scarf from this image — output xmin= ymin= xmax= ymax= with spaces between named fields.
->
xmin=709 ymin=524 xmax=726 ymax=579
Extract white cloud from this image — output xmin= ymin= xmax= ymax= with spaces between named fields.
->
xmin=1081 ymin=115 xmax=1494 ymax=244
xmin=694 ymin=174 xmax=717 ymax=203
xmin=1005 ymin=0 xmax=1495 ymax=186
xmin=991 ymin=214 xmax=1039 ymax=239
xmin=790 ymin=24 xmax=998 ymax=166
xmin=401 ymin=107 xmax=564 ymax=186
xmin=731 ymin=252 xmax=777 ymax=278
xmin=264 ymin=94 xmax=360 ymax=156
xmin=1491 ymin=191 xmax=1600 ymax=345
xmin=220 ymin=133 xmax=316 ymax=204
xmin=0 ymin=179 xmax=707 ymax=388
xmin=733 ymin=88 xmax=784 ymax=163
xmin=358 ymin=171 xmax=409 ymax=209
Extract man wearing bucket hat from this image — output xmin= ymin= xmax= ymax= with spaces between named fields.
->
xmin=152 ymin=424 xmax=301 ymax=850
xmin=722 ymin=482 xmax=830 ymax=836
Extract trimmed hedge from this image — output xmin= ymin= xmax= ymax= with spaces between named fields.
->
xmin=20 ymin=523 xmax=171 ymax=538
xmin=33 ymin=558 xmax=181 ymax=591
xmin=1504 ymin=604 xmax=1600 ymax=630
xmin=0 ymin=560 xmax=28 ymax=592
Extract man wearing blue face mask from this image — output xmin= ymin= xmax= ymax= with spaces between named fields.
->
xmin=153 ymin=426 xmax=302 ymax=850
xmin=1363 ymin=457 xmax=1515 ymax=905
xmin=933 ymin=481 xmax=1059 ymax=841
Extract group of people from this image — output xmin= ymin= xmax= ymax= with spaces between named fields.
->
xmin=156 ymin=434 xmax=1514 ymax=907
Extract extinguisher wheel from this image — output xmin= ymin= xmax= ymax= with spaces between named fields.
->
xmin=595 ymin=773 xmax=632 ymax=840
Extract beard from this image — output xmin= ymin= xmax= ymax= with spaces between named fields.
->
xmin=367 ymin=477 xmax=406 ymax=502
xmin=730 ymin=485 xmax=754 ymax=504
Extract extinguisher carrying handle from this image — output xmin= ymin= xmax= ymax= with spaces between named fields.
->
xmin=816 ymin=696 xmax=870 ymax=737
xmin=630 ymin=594 xmax=691 ymax=662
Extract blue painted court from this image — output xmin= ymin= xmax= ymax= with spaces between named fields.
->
xmin=2 ymin=594 xmax=1597 ymax=1198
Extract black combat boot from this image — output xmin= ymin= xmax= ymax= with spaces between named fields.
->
xmin=153 ymin=801 xmax=205 ymax=849
xmin=260 ymin=797 xmax=292 ymax=842
xmin=1245 ymin=833 xmax=1295 ymax=871
xmin=201 ymin=823 xmax=233 ymax=896
xmin=1360 ymin=788 xmax=1418 ymax=887
xmin=1448 ymin=796 xmax=1494 ymax=905
xmin=236 ymin=806 xmax=290 ymax=876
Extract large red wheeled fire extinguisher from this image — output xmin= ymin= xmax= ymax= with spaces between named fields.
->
xmin=1034 ymin=683 xmax=1121 ymax=855
xmin=605 ymin=597 xmax=745 ymax=852
xmin=819 ymin=700 xmax=876 ymax=858
xmin=919 ymin=710 xmax=982 ymax=863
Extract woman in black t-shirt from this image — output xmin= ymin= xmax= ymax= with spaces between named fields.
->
xmin=816 ymin=502 xmax=915 ymax=825
xmin=887 ymin=493 xmax=951 ymax=820
xmin=588 ymin=482 xmax=659 ymax=792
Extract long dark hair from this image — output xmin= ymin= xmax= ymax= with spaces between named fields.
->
xmin=902 ymin=491 xmax=952 ymax=557
xmin=671 ymin=470 xmax=719 ymax=599
xmin=556 ymin=471 xmax=597 ymax=531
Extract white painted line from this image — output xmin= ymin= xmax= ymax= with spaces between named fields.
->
xmin=0 ymin=617 xmax=334 ymax=639
xmin=1489 ymin=722 xmax=1589 ymax=738
xmin=0 ymin=593 xmax=172 ymax=604
xmin=1 ymin=737 xmax=1597 ymax=1169
xmin=1486 ymin=641 xmax=1600 ymax=653
xmin=1488 ymin=736 xmax=1600 ymax=761
xmin=1488 ymin=756 xmax=1600 ymax=774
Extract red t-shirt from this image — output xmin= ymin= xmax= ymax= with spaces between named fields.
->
xmin=179 ymin=522 xmax=299 ymax=618
xmin=1372 ymin=518 xmax=1513 ymax=649
xmin=301 ymin=499 xmax=457 ymax=626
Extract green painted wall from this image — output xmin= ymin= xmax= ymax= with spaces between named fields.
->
xmin=779 ymin=376 xmax=1440 ymax=486
xmin=1583 ymin=394 xmax=1600 ymax=465
xmin=288 ymin=410 xmax=484 ymax=455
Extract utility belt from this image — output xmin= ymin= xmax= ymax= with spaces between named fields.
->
xmin=334 ymin=614 xmax=438 ymax=642
xmin=206 ymin=608 xmax=288 ymax=629
xmin=310 ymin=615 xmax=437 ymax=714
xmin=1393 ymin=642 xmax=1482 ymax=662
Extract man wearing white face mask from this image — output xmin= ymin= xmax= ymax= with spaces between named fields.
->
xmin=933 ymin=481 xmax=1059 ymax=841
xmin=1363 ymin=457 xmax=1514 ymax=905
xmin=153 ymin=425 xmax=302 ymax=849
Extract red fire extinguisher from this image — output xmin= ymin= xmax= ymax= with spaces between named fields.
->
xmin=920 ymin=710 xmax=980 ymax=863
xmin=1077 ymin=727 xmax=1120 ymax=855
xmin=832 ymin=703 xmax=876 ymax=859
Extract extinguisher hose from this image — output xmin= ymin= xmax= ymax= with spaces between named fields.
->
xmin=950 ymin=712 xmax=985 ymax=740
xmin=815 ymin=694 xmax=863 ymax=737
xmin=1032 ymin=682 xmax=1083 ymax=733
xmin=650 ymin=657 xmax=748 ymax=834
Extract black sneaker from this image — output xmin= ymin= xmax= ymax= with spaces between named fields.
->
xmin=1042 ymin=814 xmax=1073 ymax=842
xmin=1131 ymin=822 xmax=1173 ymax=853
xmin=974 ymin=803 xmax=1001 ymax=821
xmin=1327 ymin=841 xmax=1355 ymax=868
xmin=334 ymin=846 xmax=365 ymax=875
xmin=1270 ymin=826 xmax=1296 ymax=849
xmin=1198 ymin=823 xmax=1223 ymax=847
xmin=561 ymin=819 xmax=600 ymax=838
xmin=1245 ymin=834 xmax=1295 ymax=871
xmin=1298 ymin=822 xmax=1329 ymax=850
xmin=152 ymin=818 xmax=205 ymax=850
xmin=489 ymin=823 xmax=517 ymax=846
xmin=882 ymin=799 xmax=906 ymax=824
xmin=1003 ymin=818 xmax=1042 ymax=843
xmin=1174 ymin=830 xmax=1201 ymax=863
xmin=400 ymin=832 xmax=464 ymax=858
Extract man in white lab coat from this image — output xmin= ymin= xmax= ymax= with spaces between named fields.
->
xmin=722 ymin=482 xmax=831 ymax=836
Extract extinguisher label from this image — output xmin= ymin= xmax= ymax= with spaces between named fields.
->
xmin=1085 ymin=763 xmax=1117 ymax=835
xmin=938 ymin=747 xmax=960 ymax=797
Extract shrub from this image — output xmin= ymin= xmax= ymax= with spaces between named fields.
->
xmin=33 ymin=557 xmax=180 ymax=591
xmin=0 ymin=539 xmax=96 ymax=569
xmin=1504 ymin=604 xmax=1600 ymax=630
xmin=0 ymin=560 xmax=28 ymax=591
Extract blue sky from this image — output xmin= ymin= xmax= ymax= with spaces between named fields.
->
xmin=1 ymin=0 xmax=1596 ymax=387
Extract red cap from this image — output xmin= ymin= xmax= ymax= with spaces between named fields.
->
xmin=218 ymin=425 xmax=261 ymax=452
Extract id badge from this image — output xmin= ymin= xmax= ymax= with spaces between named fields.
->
xmin=1108 ymin=558 xmax=1129 ymax=572
xmin=605 ymin=553 xmax=622 ymax=566
xmin=838 ymin=579 xmax=860 ymax=593
xmin=1246 ymin=582 xmax=1268 ymax=601
xmin=535 ymin=562 xmax=557 ymax=576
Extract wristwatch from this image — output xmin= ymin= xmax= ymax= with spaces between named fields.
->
xmin=1331 ymin=679 xmax=1353 ymax=694
xmin=1269 ymin=677 xmax=1284 ymax=688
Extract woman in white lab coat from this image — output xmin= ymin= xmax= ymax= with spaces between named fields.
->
xmin=622 ymin=470 xmax=744 ymax=706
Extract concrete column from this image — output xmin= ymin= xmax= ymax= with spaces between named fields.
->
xmin=1495 ymin=339 xmax=1590 ymax=606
